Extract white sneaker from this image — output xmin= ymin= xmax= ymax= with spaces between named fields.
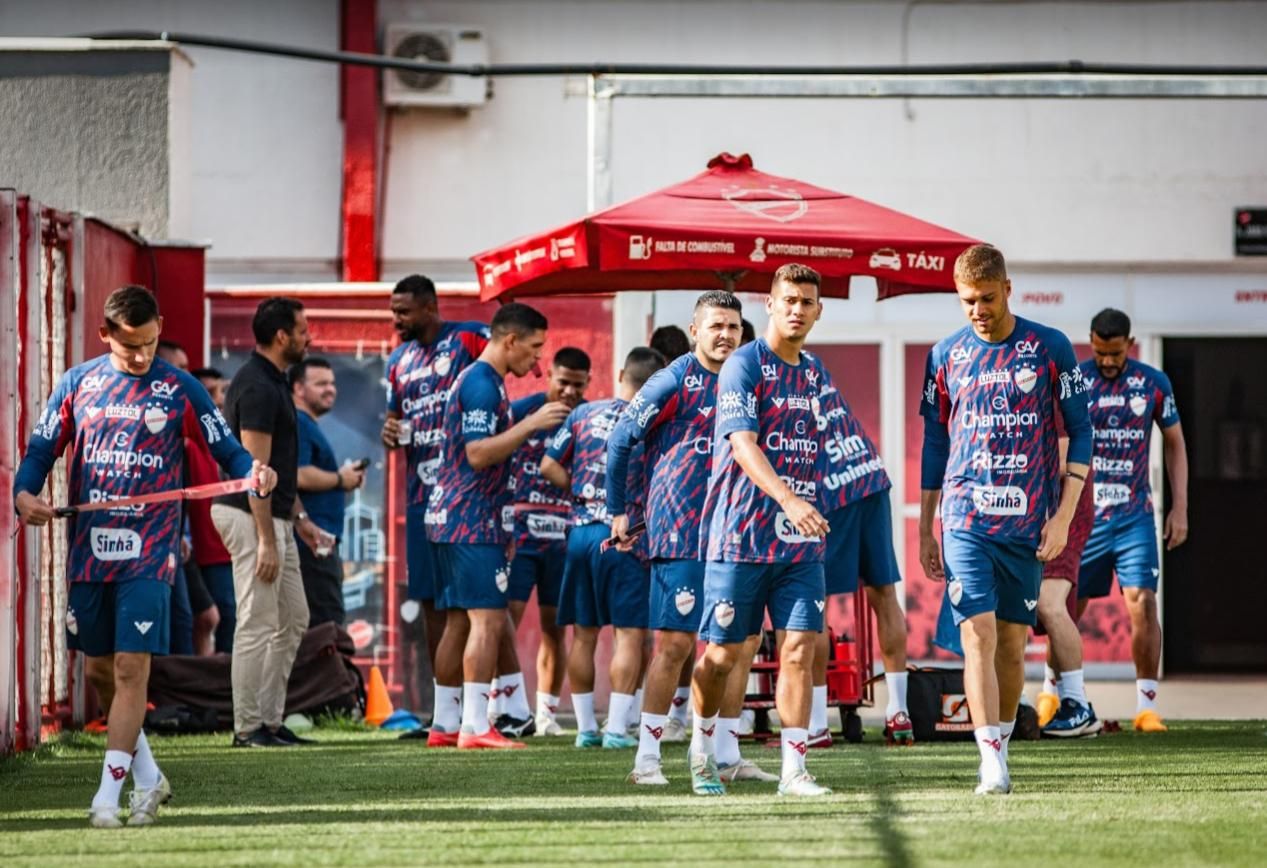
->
xmin=974 ymin=776 xmax=1013 ymax=796
xmin=737 ymin=710 xmax=756 ymax=736
xmin=534 ymin=714 xmax=564 ymax=737
xmin=778 ymin=770 xmax=833 ymax=797
xmin=127 ymin=773 xmax=173 ymax=826
xmin=719 ymin=758 xmax=780 ymax=783
xmin=89 ymin=805 xmax=123 ymax=828
xmin=661 ymin=717 xmax=688 ymax=742
xmin=627 ymin=763 xmax=670 ymax=786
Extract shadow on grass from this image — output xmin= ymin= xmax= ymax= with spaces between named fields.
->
xmin=863 ymin=751 xmax=913 ymax=868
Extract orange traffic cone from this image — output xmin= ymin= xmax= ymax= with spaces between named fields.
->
xmin=365 ymin=665 xmax=394 ymax=727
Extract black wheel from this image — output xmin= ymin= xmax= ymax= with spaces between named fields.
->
xmin=754 ymin=708 xmax=772 ymax=736
xmin=843 ymin=709 xmax=863 ymax=743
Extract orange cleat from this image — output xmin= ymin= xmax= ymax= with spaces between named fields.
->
xmin=426 ymin=728 xmax=460 ymax=748
xmin=1133 ymin=709 xmax=1168 ymax=733
xmin=84 ymin=717 xmax=109 ymax=734
xmin=457 ymin=729 xmax=526 ymax=750
xmin=1037 ymin=692 xmax=1060 ymax=728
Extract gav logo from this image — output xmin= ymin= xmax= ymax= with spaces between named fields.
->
xmin=150 ymin=380 xmax=178 ymax=399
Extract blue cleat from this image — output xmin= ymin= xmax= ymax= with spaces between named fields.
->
xmin=1042 ymin=698 xmax=1103 ymax=738
xmin=602 ymin=730 xmax=638 ymax=749
xmin=688 ymin=749 xmax=726 ymax=796
xmin=575 ymin=730 xmax=603 ymax=748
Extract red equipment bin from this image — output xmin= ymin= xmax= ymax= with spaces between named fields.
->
xmin=744 ymin=588 xmax=875 ymax=743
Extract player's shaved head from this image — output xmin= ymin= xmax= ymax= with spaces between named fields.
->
xmin=621 ymin=347 xmax=667 ymax=391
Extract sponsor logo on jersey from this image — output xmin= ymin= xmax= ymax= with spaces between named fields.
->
xmin=90 ymin=527 xmax=143 ymax=561
xmin=1094 ymin=426 xmax=1146 ymax=443
xmin=1098 ymin=395 xmax=1125 ymax=408
xmin=1126 ymin=375 xmax=1146 ymax=389
xmin=83 ymin=444 xmax=164 ymax=471
xmin=949 ymin=346 xmax=973 ymax=364
xmin=150 ymin=380 xmax=178 ymax=399
xmin=1015 ymin=340 xmax=1040 ymax=357
xmin=924 ymin=380 xmax=938 ymax=406
xmin=81 ymin=374 xmax=109 ymax=393
xmin=978 ymin=370 xmax=1012 ymax=386
xmin=774 ymin=512 xmax=817 ymax=544
xmin=823 ymin=458 xmax=885 ymax=491
xmin=461 ymin=408 xmax=495 ymax=435
xmin=697 ymin=406 xmax=714 ymax=419
xmin=1092 ymin=456 xmax=1134 ymax=475
xmin=526 ymin=514 xmax=568 ymax=540
xmin=684 ymin=374 xmax=705 ymax=391
xmin=104 ymin=405 xmax=141 ymax=420
xmin=418 ymin=458 xmax=441 ymax=485
xmin=825 ymin=433 xmax=867 ymax=464
xmin=960 ymin=409 xmax=1039 ymax=433
xmin=761 ymin=364 xmax=778 ymax=380
xmin=1163 ymin=395 xmax=1177 ymax=418
xmin=765 ymin=431 xmax=818 ymax=455
xmin=971 ymin=485 xmax=1029 ymax=516
xmin=690 ymin=435 xmax=711 ymax=455
xmin=35 ymin=407 xmax=60 ymax=439
xmin=1093 ymin=483 xmax=1132 ymax=509
xmin=971 ymin=451 xmax=1029 ymax=473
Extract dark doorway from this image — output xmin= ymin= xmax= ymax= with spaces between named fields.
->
xmin=1162 ymin=337 xmax=1267 ymax=673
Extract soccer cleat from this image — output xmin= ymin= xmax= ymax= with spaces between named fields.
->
xmin=627 ymin=763 xmax=670 ymax=786
xmin=232 ymin=727 xmax=291 ymax=748
xmin=718 ymin=759 xmax=780 ymax=783
xmin=688 ymin=751 xmax=726 ymax=796
xmin=778 ymin=770 xmax=833 ymax=797
xmin=534 ymin=714 xmax=564 ymax=737
xmin=974 ymin=776 xmax=1013 ymax=796
xmin=884 ymin=711 xmax=915 ymax=746
xmin=89 ymin=805 xmax=123 ymax=828
xmin=1133 ymin=709 xmax=1169 ymax=733
xmin=661 ymin=717 xmax=688 ymax=743
xmin=807 ymin=728 xmax=834 ymax=749
xmin=574 ymin=730 xmax=603 ymax=748
xmin=457 ymin=728 xmax=526 ymax=750
xmin=494 ymin=714 xmax=537 ymax=739
xmin=1042 ymin=699 xmax=1103 ymax=738
xmin=1037 ymin=691 xmax=1060 ymax=728
xmin=602 ymin=730 xmax=638 ymax=749
xmin=126 ymin=773 xmax=172 ymax=827
xmin=426 ymin=728 xmax=460 ymax=748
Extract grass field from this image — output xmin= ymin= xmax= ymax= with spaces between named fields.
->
xmin=2 ymin=721 xmax=1265 ymax=866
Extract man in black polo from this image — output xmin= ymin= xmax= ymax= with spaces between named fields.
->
xmin=211 ymin=298 xmax=326 ymax=748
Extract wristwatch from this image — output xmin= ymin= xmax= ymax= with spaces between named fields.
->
xmin=297 ymin=511 xmax=310 ymax=523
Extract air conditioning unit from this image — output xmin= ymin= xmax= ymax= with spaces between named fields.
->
xmin=382 ymin=24 xmax=488 ymax=109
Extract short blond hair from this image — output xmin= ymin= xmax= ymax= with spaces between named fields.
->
xmin=953 ymin=244 xmax=1007 ymax=286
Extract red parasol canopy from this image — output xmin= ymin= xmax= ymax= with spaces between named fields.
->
xmin=473 ymin=152 xmax=982 ymax=303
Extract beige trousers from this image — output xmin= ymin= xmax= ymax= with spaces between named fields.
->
xmin=211 ymin=504 xmax=309 ymax=734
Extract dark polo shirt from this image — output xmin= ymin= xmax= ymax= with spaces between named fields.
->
xmin=218 ymin=351 xmax=298 ymax=519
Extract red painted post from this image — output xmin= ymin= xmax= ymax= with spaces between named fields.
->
xmin=340 ymin=0 xmax=379 ymax=282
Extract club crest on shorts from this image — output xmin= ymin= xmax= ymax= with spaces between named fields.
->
xmin=495 ymin=565 xmax=510 ymax=593
xmin=66 ymin=607 xmax=78 ymax=636
xmin=1015 ymin=365 xmax=1038 ymax=394
xmin=1129 ymin=394 xmax=1148 ymax=416
xmin=948 ymin=579 xmax=964 ymax=606
xmin=144 ymin=405 xmax=168 ymax=434
xmin=674 ymin=588 xmax=696 ymax=616
xmin=714 ymin=600 xmax=735 ymax=629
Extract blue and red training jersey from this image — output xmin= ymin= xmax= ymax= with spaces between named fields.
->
xmin=817 ymin=381 xmax=891 ymax=513
xmin=385 ymin=321 xmax=489 ymax=507
xmin=607 ymin=353 xmax=717 ymax=561
xmin=424 ymin=360 xmax=513 ymax=545
xmin=509 ymin=392 xmax=572 ymax=551
xmin=1081 ymin=358 xmax=1180 ymax=521
xmin=701 ymin=338 xmax=832 ymax=564
xmin=919 ymin=316 xmax=1092 ymax=544
xmin=13 ymin=355 xmax=254 ymax=585
xmin=546 ymin=398 xmax=645 ymax=530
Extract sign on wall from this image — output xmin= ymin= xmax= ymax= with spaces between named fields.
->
xmin=1235 ymin=208 xmax=1267 ymax=256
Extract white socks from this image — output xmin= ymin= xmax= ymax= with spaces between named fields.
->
xmin=131 ymin=731 xmax=160 ymax=790
xmin=809 ymin=685 xmax=828 ymax=733
xmin=93 ymin=750 xmax=132 ymax=809
xmin=499 ymin=672 xmax=531 ymax=719
xmin=637 ymin=712 xmax=667 ymax=767
xmin=1058 ymin=669 xmax=1087 ymax=704
xmin=669 ymin=687 xmax=691 ymax=725
xmin=629 ymin=688 xmax=644 ymax=730
xmin=606 ymin=693 xmax=635 ymax=736
xmin=716 ymin=717 xmax=741 ymax=767
xmin=488 ymin=677 xmax=504 ymax=717
xmin=1137 ymin=679 xmax=1159 ymax=712
xmin=461 ymin=682 xmax=492 ymax=735
xmin=690 ymin=712 xmax=718 ymax=759
xmin=537 ymin=691 xmax=560 ymax=722
xmin=573 ymin=692 xmax=598 ymax=734
xmin=974 ymin=725 xmax=1006 ymax=783
xmin=433 ymin=683 xmax=463 ymax=732
xmin=999 ymin=719 xmax=1016 ymax=765
xmin=1043 ymin=665 xmax=1059 ymax=695
xmin=780 ymin=727 xmax=809 ymax=779
xmin=885 ymin=671 xmax=909 ymax=717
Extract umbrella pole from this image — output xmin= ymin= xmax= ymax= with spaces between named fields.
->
xmin=718 ymin=270 xmax=747 ymax=293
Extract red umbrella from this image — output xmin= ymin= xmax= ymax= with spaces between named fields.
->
xmin=473 ymin=152 xmax=982 ymax=303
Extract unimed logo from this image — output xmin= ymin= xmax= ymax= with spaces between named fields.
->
xmin=90 ymin=528 xmax=142 ymax=561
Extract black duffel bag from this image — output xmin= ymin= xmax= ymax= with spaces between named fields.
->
xmin=906 ymin=666 xmax=1040 ymax=742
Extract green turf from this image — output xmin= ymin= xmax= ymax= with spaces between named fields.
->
xmin=2 ymin=721 xmax=1265 ymax=866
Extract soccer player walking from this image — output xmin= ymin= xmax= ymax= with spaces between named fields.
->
xmin=1078 ymin=308 xmax=1188 ymax=732
xmin=14 ymin=285 xmax=275 ymax=826
xmin=381 ymin=275 xmax=489 ymax=736
xmin=919 ymin=245 xmax=1091 ymax=794
xmin=424 ymin=303 xmax=570 ymax=749
xmin=608 ymin=291 xmax=777 ymax=786
xmin=542 ymin=348 xmax=665 ymax=750
xmin=690 ymin=264 xmax=835 ymax=798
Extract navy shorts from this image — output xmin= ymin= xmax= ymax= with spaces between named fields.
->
xmin=700 ymin=560 xmax=825 ymax=645
xmin=942 ymin=529 xmax=1042 ymax=627
xmin=556 ymin=523 xmax=649 ymax=629
xmin=650 ymin=559 xmax=706 ymax=633
xmin=508 ymin=545 xmax=566 ymax=607
xmin=67 ymin=579 xmax=172 ymax=657
xmin=406 ymin=502 xmax=439 ymax=603
xmin=433 ymin=542 xmax=510 ymax=611
xmin=824 ymin=491 xmax=901 ymax=596
xmin=1079 ymin=512 xmax=1160 ymax=599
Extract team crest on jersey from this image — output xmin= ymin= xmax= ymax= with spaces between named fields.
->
xmin=1129 ymin=395 xmax=1148 ymax=417
xmin=1015 ymin=365 xmax=1038 ymax=394
xmin=675 ymin=588 xmax=696 ymax=616
xmin=714 ymin=600 xmax=735 ymax=628
xmin=433 ymin=353 xmax=452 ymax=376
xmin=144 ymin=406 xmax=168 ymax=434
